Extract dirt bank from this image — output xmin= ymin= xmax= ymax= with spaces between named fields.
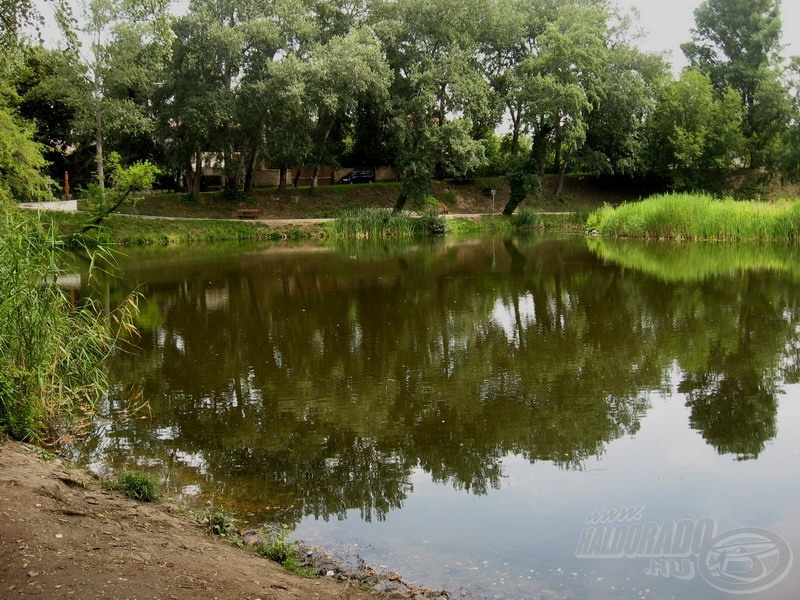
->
xmin=0 ymin=441 xmax=442 ymax=600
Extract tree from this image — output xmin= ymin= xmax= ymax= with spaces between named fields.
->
xmin=578 ymin=41 xmax=669 ymax=178
xmin=303 ymin=27 xmax=391 ymax=188
xmin=64 ymin=0 xmax=170 ymax=190
xmin=160 ymin=4 xmax=246 ymax=198
xmin=12 ymin=46 xmax=91 ymax=185
xmin=76 ymin=151 xmax=158 ymax=235
xmin=682 ymin=0 xmax=784 ymax=167
xmin=0 ymin=57 xmax=54 ymax=202
xmin=374 ymin=0 xmax=489 ymax=210
xmin=647 ymin=68 xmax=746 ymax=190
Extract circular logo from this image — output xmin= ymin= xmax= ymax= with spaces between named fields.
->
xmin=698 ymin=528 xmax=793 ymax=594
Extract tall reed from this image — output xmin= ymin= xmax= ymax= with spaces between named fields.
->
xmin=587 ymin=194 xmax=800 ymax=242
xmin=332 ymin=208 xmax=418 ymax=238
xmin=0 ymin=207 xmax=135 ymax=441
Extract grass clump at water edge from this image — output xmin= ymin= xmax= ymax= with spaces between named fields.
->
xmin=252 ymin=524 xmax=316 ymax=576
xmin=587 ymin=194 xmax=800 ymax=241
xmin=108 ymin=471 xmax=161 ymax=502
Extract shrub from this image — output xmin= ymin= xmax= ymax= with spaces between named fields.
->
xmin=253 ymin=525 xmax=314 ymax=576
xmin=511 ymin=207 xmax=541 ymax=229
xmin=415 ymin=212 xmax=446 ymax=236
xmin=201 ymin=507 xmax=237 ymax=537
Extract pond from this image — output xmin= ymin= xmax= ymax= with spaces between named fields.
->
xmin=73 ymin=235 xmax=800 ymax=599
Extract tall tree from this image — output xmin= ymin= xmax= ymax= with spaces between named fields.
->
xmin=374 ymin=0 xmax=489 ymax=210
xmin=681 ymin=0 xmax=784 ymax=167
xmin=160 ymin=2 xmax=247 ymax=197
xmin=646 ymin=68 xmax=746 ymax=190
xmin=303 ymin=27 xmax=391 ymax=188
xmin=0 ymin=57 xmax=54 ymax=202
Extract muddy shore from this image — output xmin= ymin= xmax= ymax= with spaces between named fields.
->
xmin=0 ymin=440 xmax=449 ymax=599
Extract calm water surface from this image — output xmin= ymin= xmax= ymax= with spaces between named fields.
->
xmin=75 ymin=236 xmax=800 ymax=599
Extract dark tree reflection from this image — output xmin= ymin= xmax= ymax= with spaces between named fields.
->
xmin=73 ymin=237 xmax=800 ymax=524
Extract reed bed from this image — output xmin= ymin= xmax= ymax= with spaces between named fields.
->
xmin=588 ymin=194 xmax=800 ymax=242
xmin=331 ymin=208 xmax=419 ymax=238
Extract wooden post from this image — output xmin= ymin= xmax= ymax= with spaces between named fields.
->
xmin=64 ymin=172 xmax=71 ymax=201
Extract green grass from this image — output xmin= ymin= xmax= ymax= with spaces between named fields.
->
xmin=252 ymin=525 xmax=315 ymax=576
xmin=109 ymin=471 xmax=161 ymax=502
xmin=587 ymin=194 xmax=800 ymax=241
xmin=48 ymin=213 xmax=324 ymax=246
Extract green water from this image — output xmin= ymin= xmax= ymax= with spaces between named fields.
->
xmin=76 ymin=235 xmax=800 ymax=599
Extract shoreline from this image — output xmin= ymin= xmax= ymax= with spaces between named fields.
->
xmin=0 ymin=440 xmax=449 ymax=599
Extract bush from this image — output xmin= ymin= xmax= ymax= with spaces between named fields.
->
xmin=415 ymin=212 xmax=446 ymax=236
xmin=511 ymin=207 xmax=541 ymax=229
xmin=201 ymin=507 xmax=237 ymax=537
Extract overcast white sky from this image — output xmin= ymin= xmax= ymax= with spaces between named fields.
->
xmin=617 ymin=0 xmax=800 ymax=71
xmin=37 ymin=0 xmax=800 ymax=73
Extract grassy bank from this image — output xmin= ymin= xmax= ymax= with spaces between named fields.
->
xmin=588 ymin=194 xmax=800 ymax=241
xmin=46 ymin=209 xmax=585 ymax=246
xmin=49 ymin=213 xmax=329 ymax=245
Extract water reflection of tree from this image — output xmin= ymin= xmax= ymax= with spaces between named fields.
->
xmin=675 ymin=276 xmax=792 ymax=460
xmin=594 ymin=239 xmax=800 ymax=460
xmin=77 ymin=237 xmax=800 ymax=523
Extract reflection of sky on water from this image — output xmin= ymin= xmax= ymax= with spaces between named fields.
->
xmin=295 ymin=379 xmax=800 ymax=599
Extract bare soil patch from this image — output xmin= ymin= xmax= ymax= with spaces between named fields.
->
xmin=0 ymin=441 xmax=437 ymax=600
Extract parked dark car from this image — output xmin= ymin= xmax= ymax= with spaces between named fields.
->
xmin=338 ymin=170 xmax=374 ymax=184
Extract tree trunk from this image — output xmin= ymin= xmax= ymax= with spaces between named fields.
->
xmin=311 ymin=165 xmax=319 ymax=190
xmin=279 ymin=167 xmax=288 ymax=191
xmin=553 ymin=116 xmax=562 ymax=174
xmin=244 ymin=147 xmax=258 ymax=192
xmin=555 ymin=157 xmax=568 ymax=196
xmin=95 ymin=101 xmax=104 ymax=191
xmin=393 ymin=190 xmax=408 ymax=213
xmin=184 ymin=150 xmax=201 ymax=200
xmin=508 ymin=105 xmax=521 ymax=157
xmin=292 ymin=166 xmax=302 ymax=188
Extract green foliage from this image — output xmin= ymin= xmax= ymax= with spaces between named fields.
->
xmin=77 ymin=151 xmax=159 ymax=233
xmin=110 ymin=471 xmax=161 ymax=502
xmin=682 ymin=0 xmax=785 ymax=168
xmin=252 ymin=525 xmax=314 ymax=576
xmin=510 ymin=207 xmax=541 ymax=229
xmin=0 ymin=208 xmax=134 ymax=441
xmin=415 ymin=212 xmax=446 ymax=236
xmin=201 ymin=507 xmax=237 ymax=537
xmin=588 ymin=194 xmax=800 ymax=241
xmin=647 ymin=69 xmax=746 ymax=190
xmin=0 ymin=66 xmax=55 ymax=202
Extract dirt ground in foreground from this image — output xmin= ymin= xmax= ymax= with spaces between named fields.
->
xmin=0 ymin=441 xmax=430 ymax=600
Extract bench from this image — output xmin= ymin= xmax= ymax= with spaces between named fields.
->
xmin=237 ymin=208 xmax=260 ymax=219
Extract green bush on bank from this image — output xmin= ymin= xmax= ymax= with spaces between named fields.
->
xmin=588 ymin=194 xmax=800 ymax=241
